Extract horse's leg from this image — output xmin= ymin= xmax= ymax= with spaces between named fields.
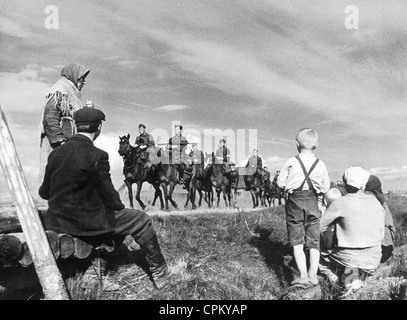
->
xmin=125 ymin=179 xmax=134 ymax=209
xmin=152 ymin=183 xmax=164 ymax=210
xmin=161 ymin=182 xmax=170 ymax=211
xmin=135 ymin=181 xmax=146 ymax=210
xmin=198 ymin=189 xmax=203 ymax=207
xmin=184 ymin=188 xmax=191 ymax=209
xmin=156 ymin=184 xmax=164 ymax=210
xmin=151 ymin=184 xmax=158 ymax=206
xmin=168 ymin=181 xmax=178 ymax=209
xmin=190 ymin=186 xmax=197 ymax=210
xmin=216 ymin=188 xmax=221 ymax=208
xmin=250 ymin=189 xmax=257 ymax=208
xmin=222 ymin=185 xmax=229 ymax=208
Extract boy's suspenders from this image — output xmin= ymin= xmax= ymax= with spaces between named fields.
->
xmin=295 ymin=156 xmax=320 ymax=227
xmin=295 ymin=156 xmax=319 ymax=192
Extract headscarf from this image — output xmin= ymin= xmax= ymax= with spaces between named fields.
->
xmin=61 ymin=63 xmax=90 ymax=88
xmin=342 ymin=167 xmax=371 ymax=190
xmin=365 ymin=175 xmax=385 ymax=205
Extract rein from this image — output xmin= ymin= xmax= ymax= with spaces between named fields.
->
xmin=120 ymin=143 xmax=136 ymax=170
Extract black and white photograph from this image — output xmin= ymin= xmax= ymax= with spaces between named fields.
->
xmin=0 ymin=0 xmax=406 ymax=307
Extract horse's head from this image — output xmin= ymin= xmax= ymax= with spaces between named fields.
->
xmin=118 ymin=134 xmax=131 ymax=157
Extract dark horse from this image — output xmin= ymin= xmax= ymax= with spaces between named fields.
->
xmin=183 ymin=153 xmax=214 ymax=209
xmin=271 ymin=171 xmax=285 ymax=206
xmin=118 ymin=134 xmax=179 ymax=211
xmin=118 ymin=134 xmax=164 ymax=210
xmin=244 ymin=171 xmax=263 ymax=208
xmin=261 ymin=171 xmax=273 ymax=207
xmin=207 ymin=153 xmax=236 ymax=208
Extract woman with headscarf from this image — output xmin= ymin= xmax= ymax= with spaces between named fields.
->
xmin=39 ymin=63 xmax=90 ymax=188
xmin=364 ymin=174 xmax=396 ymax=263
xmin=40 ymin=62 xmax=90 ymax=149
xmin=318 ymin=167 xmax=385 ymax=289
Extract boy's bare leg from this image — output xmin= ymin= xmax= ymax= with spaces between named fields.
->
xmin=292 ymin=244 xmax=308 ymax=284
xmin=308 ymin=248 xmax=320 ymax=285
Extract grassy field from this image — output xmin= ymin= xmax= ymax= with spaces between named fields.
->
xmin=1 ymin=193 xmax=406 ymax=300
xmin=66 ymin=205 xmax=291 ymax=300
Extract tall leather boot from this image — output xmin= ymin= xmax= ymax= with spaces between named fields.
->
xmin=81 ymin=257 xmax=120 ymax=292
xmin=140 ymin=235 xmax=170 ymax=289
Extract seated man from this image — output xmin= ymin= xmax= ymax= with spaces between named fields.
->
xmin=319 ymin=167 xmax=385 ymax=293
xmin=39 ymin=107 xmax=171 ymax=290
xmin=134 ymin=123 xmax=155 ymax=170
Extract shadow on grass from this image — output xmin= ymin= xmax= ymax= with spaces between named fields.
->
xmin=248 ymin=226 xmax=295 ymax=288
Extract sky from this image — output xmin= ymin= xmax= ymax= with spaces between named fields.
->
xmin=0 ymin=0 xmax=406 ymax=201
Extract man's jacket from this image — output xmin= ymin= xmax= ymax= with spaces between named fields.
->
xmin=169 ymin=134 xmax=188 ymax=150
xmin=135 ymin=133 xmax=155 ymax=148
xmin=246 ymin=155 xmax=263 ymax=170
xmin=39 ymin=134 xmax=125 ymax=236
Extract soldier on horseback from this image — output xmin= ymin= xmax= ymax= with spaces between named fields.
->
xmin=244 ymin=149 xmax=265 ymax=191
xmin=168 ymin=124 xmax=189 ymax=184
xmin=215 ymin=138 xmax=238 ymax=187
xmin=134 ymin=124 xmax=155 ymax=171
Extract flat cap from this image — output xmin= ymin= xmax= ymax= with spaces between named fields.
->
xmin=74 ymin=107 xmax=106 ymax=124
xmin=138 ymin=124 xmax=146 ymax=129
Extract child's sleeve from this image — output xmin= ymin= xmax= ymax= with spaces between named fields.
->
xmin=277 ymin=160 xmax=289 ymax=190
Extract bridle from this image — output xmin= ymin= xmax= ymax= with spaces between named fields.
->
xmin=119 ymin=141 xmax=136 ymax=169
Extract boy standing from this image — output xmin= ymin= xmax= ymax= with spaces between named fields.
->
xmin=277 ymin=128 xmax=330 ymax=288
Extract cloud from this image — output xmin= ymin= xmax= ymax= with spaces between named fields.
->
xmin=368 ymin=166 xmax=407 ymax=182
xmin=156 ymin=105 xmax=188 ymax=112
xmin=140 ymin=2 xmax=407 ymax=138
xmin=0 ymin=16 xmax=33 ymax=38
xmin=0 ymin=65 xmax=53 ymax=113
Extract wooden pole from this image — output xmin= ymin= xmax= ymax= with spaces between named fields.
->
xmin=0 ymin=107 xmax=69 ymax=300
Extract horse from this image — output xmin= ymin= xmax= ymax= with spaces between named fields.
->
xmin=271 ymin=171 xmax=285 ymax=206
xmin=118 ymin=134 xmax=164 ymax=210
xmin=150 ymin=145 xmax=180 ymax=211
xmin=183 ymin=152 xmax=216 ymax=209
xmin=207 ymin=153 xmax=235 ymax=208
xmin=244 ymin=171 xmax=263 ymax=208
xmin=261 ymin=172 xmax=273 ymax=207
xmin=183 ymin=159 xmax=204 ymax=210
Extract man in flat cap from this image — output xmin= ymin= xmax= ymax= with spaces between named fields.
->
xmin=168 ymin=124 xmax=189 ymax=184
xmin=39 ymin=107 xmax=171 ymax=291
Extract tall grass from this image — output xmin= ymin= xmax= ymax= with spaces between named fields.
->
xmin=65 ymin=206 xmax=291 ymax=300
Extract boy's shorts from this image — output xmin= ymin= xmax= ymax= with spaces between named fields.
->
xmin=285 ymin=190 xmax=320 ymax=250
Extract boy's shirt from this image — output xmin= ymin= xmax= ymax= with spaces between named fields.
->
xmin=277 ymin=153 xmax=330 ymax=195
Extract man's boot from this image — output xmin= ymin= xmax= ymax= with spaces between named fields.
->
xmin=81 ymin=257 xmax=120 ymax=292
xmin=140 ymin=235 xmax=170 ymax=289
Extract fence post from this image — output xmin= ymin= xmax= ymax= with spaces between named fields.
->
xmin=0 ymin=106 xmax=69 ymax=300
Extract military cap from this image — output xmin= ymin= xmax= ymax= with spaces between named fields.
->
xmin=74 ymin=107 xmax=106 ymax=124
xmin=219 ymin=138 xmax=226 ymax=143
xmin=174 ymin=124 xmax=183 ymax=130
xmin=138 ymin=124 xmax=146 ymax=129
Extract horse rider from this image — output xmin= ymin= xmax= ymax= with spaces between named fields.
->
xmin=245 ymin=149 xmax=265 ymax=190
xmin=168 ymin=124 xmax=189 ymax=184
xmin=134 ymin=124 xmax=155 ymax=170
xmin=215 ymin=138 xmax=238 ymax=186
